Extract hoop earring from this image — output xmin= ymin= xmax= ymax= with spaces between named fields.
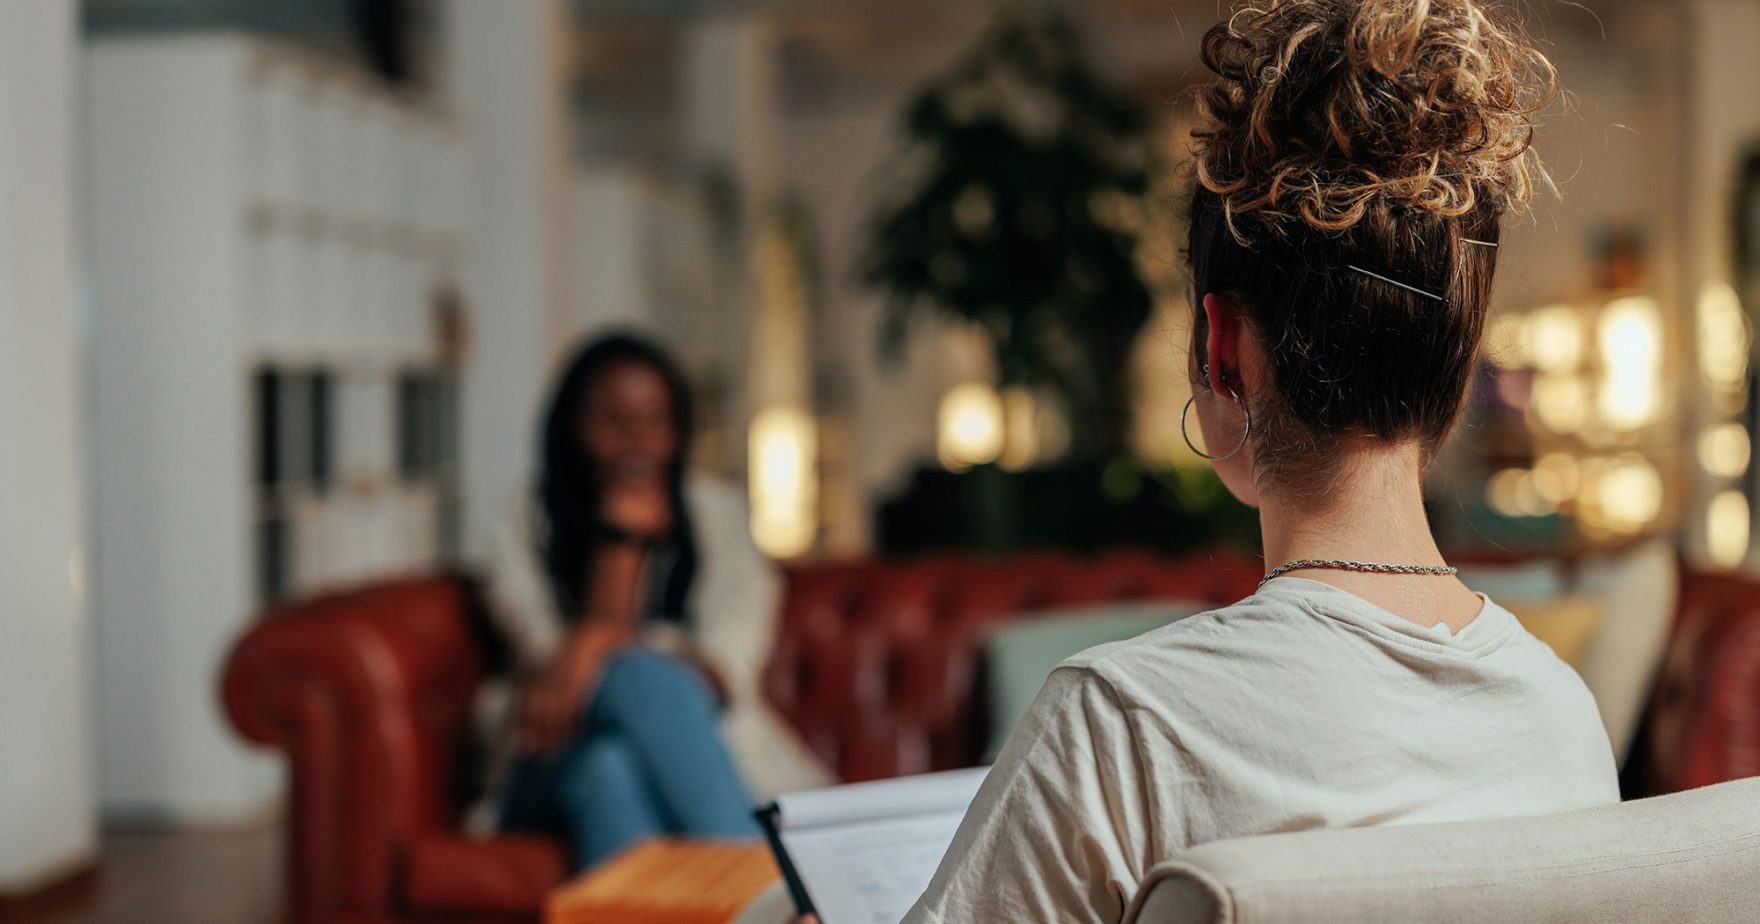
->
xmin=1181 ymin=388 xmax=1251 ymax=462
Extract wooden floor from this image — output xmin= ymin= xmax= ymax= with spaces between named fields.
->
xmin=5 ymin=822 xmax=282 ymax=924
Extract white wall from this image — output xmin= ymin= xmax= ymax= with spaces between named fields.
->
xmin=1492 ymin=5 xmax=1682 ymax=315
xmin=83 ymin=37 xmax=280 ymax=822
xmin=570 ymin=167 xmax=656 ymax=336
xmin=0 ymin=0 xmax=97 ymax=892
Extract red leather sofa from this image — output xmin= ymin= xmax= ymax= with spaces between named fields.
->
xmin=222 ymin=549 xmax=1760 ymax=923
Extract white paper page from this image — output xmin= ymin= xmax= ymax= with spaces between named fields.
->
xmin=780 ymin=809 xmax=966 ymax=924
xmin=776 ymin=766 xmax=989 ymax=831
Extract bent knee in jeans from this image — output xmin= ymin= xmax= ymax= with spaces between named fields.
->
xmin=591 ymin=647 xmax=717 ymax=726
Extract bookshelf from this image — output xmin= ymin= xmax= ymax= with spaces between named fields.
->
xmin=85 ymin=34 xmax=466 ymax=819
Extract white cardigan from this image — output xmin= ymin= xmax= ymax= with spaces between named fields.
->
xmin=472 ymin=478 xmax=832 ymax=827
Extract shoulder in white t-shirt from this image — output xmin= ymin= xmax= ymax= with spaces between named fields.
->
xmin=904 ymin=577 xmax=1620 ymax=924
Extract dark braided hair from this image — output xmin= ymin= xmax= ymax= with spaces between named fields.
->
xmin=537 ymin=333 xmax=698 ymax=624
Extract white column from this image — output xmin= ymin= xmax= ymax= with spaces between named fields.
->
xmin=677 ymin=19 xmax=787 ymax=425
xmin=570 ymin=167 xmax=655 ymax=333
xmin=443 ymin=0 xmax=574 ymax=558
xmin=0 ymin=0 xmax=97 ymax=893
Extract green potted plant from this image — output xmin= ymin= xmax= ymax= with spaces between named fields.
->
xmin=862 ymin=2 xmax=1160 ymax=461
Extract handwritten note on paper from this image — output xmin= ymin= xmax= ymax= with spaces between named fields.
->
xmin=837 ymin=815 xmax=966 ymax=924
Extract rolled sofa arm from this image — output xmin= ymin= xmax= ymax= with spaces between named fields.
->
xmin=222 ymin=576 xmax=487 ymax=924
xmin=1646 ymin=570 xmax=1760 ymax=794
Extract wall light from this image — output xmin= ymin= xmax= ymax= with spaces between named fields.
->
xmin=1487 ymin=467 xmax=1556 ymax=518
xmin=1528 ymin=304 xmax=1585 ymax=373
xmin=1597 ymin=295 xmax=1662 ymax=431
xmin=939 ymin=382 xmax=1004 ymax=469
xmin=748 ymin=406 xmax=817 ymax=559
xmin=1708 ymin=490 xmax=1750 ymax=567
xmin=1698 ymin=283 xmax=1749 ymax=394
xmin=1532 ymin=452 xmax=1581 ymax=504
xmin=1699 ymin=423 xmax=1751 ymax=479
xmin=1580 ymin=454 xmax=1663 ymax=535
xmin=1531 ymin=373 xmax=1589 ymax=434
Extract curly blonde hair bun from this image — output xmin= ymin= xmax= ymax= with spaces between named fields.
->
xmin=1192 ymin=0 xmax=1555 ymax=239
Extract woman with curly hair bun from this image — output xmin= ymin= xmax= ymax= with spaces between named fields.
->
xmin=899 ymin=2 xmax=1616 ymax=921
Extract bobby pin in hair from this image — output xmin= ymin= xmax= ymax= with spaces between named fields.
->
xmin=1346 ymin=265 xmax=1444 ymax=302
xmin=1461 ymin=238 xmax=1498 ymax=248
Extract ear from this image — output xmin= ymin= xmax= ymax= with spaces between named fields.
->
xmin=1201 ymin=292 xmax=1244 ymax=399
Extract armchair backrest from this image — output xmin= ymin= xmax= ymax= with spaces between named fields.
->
xmin=767 ymin=549 xmax=1263 ymax=781
xmin=1126 ymin=776 xmax=1760 ymax=924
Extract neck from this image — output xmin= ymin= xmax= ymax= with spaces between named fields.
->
xmin=1256 ymin=441 xmax=1480 ymax=630
xmin=1258 ymin=442 xmax=1445 ymax=569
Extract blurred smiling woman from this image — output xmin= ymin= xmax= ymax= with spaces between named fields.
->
xmin=481 ymin=333 xmax=829 ymax=870
xmin=903 ymin=1 xmax=1618 ymax=921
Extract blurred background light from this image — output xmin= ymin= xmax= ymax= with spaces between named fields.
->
xmin=1708 ymin=489 xmax=1751 ymax=567
xmin=1597 ymin=295 xmax=1663 ymax=431
xmin=1529 ymin=304 xmax=1585 ymax=373
xmin=749 ymin=406 xmax=818 ymax=559
xmin=1580 ymin=454 xmax=1664 ymax=534
xmin=1533 ymin=452 xmax=1582 ymax=504
xmin=938 ymin=382 xmax=1004 ymax=469
xmin=1698 ymin=283 xmax=1749 ymax=393
xmin=1531 ymin=373 xmax=1590 ymax=434
xmin=1487 ymin=467 xmax=1555 ymax=518
xmin=1698 ymin=422 xmax=1751 ymax=478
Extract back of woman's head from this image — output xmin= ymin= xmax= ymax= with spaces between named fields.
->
xmin=1187 ymin=0 xmax=1554 ymax=493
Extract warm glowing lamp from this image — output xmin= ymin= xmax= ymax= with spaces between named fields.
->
xmin=1530 ymin=373 xmax=1589 ymax=434
xmin=1699 ymin=423 xmax=1752 ymax=479
xmin=939 ymin=383 xmax=1004 ymax=469
xmin=1533 ymin=452 xmax=1581 ymax=503
xmin=1587 ymin=455 xmax=1663 ymax=534
xmin=1698 ymin=283 xmax=1748 ymax=393
xmin=1486 ymin=468 xmax=1554 ymax=518
xmin=1528 ymin=305 xmax=1584 ymax=373
xmin=1708 ymin=490 xmax=1750 ymax=567
xmin=1597 ymin=295 xmax=1662 ymax=431
xmin=748 ymin=406 xmax=817 ymax=559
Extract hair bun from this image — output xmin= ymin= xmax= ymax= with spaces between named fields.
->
xmin=1192 ymin=0 xmax=1555 ymax=238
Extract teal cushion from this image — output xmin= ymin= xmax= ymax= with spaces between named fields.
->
xmin=983 ymin=600 xmax=1207 ymax=759
xmin=1455 ymin=559 xmax=1568 ymax=601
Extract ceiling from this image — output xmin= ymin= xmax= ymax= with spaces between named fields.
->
xmin=83 ymin=0 xmax=1636 ymax=161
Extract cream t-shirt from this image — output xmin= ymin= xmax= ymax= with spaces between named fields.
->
xmin=904 ymin=577 xmax=1620 ymax=923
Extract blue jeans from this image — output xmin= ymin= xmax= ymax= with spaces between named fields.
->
xmin=500 ymin=648 xmax=760 ymax=869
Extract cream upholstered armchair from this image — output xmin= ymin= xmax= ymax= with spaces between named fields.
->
xmin=1125 ymin=776 xmax=1760 ymax=924
xmin=732 ymin=776 xmax=1760 ymax=923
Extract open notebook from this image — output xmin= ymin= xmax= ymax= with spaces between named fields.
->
xmin=755 ymin=767 xmax=990 ymax=924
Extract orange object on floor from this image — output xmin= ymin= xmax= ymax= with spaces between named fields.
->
xmin=545 ymin=839 xmax=781 ymax=924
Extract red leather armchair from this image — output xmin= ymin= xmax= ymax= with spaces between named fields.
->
xmin=1644 ymin=570 xmax=1760 ymax=794
xmin=222 ymin=577 xmax=567 ymax=923
xmin=222 ymin=550 xmax=1760 ymax=923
